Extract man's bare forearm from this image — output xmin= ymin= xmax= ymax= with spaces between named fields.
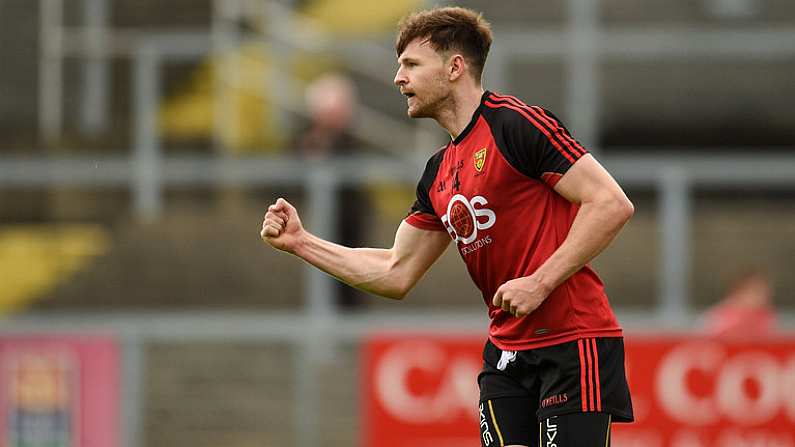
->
xmin=262 ymin=199 xmax=449 ymax=300
xmin=293 ymin=232 xmax=407 ymax=299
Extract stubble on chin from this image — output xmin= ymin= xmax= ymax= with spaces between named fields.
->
xmin=407 ymin=81 xmax=450 ymax=119
xmin=407 ymin=101 xmax=429 ymax=119
xmin=408 ymin=95 xmax=441 ymax=119
xmin=408 ymin=105 xmax=427 ymax=119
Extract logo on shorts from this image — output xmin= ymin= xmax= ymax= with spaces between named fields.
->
xmin=545 ymin=416 xmax=559 ymax=447
xmin=541 ymin=393 xmax=569 ymax=408
xmin=497 ymin=350 xmax=517 ymax=371
xmin=479 ymin=402 xmax=494 ymax=446
xmin=474 ymin=148 xmax=487 ymax=172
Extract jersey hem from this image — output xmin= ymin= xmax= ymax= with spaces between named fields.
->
xmin=489 ymin=329 xmax=624 ymax=351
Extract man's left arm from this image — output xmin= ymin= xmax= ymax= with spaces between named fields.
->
xmin=493 ymin=154 xmax=634 ymax=316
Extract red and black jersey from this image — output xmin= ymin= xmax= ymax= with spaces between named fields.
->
xmin=405 ymin=91 xmax=622 ymax=351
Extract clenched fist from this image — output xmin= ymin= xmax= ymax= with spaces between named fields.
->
xmin=260 ymin=198 xmax=305 ymax=254
xmin=492 ymin=275 xmax=551 ymax=318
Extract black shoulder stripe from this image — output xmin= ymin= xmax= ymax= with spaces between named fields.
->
xmin=530 ymin=106 xmax=587 ymax=156
xmin=484 ymin=96 xmax=581 ymax=163
xmin=482 ymin=95 xmax=587 ymax=180
xmin=480 ymin=104 xmax=537 ymax=178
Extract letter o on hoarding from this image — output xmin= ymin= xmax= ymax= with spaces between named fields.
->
xmin=716 ymin=352 xmax=779 ymax=425
xmin=656 ymin=342 xmax=723 ymax=425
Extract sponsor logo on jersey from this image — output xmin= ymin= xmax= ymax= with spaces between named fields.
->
xmin=460 ymin=235 xmax=492 ymax=255
xmin=440 ymin=194 xmax=496 ymax=245
xmin=474 ymin=148 xmax=487 ymax=172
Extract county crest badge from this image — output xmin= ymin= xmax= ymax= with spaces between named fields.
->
xmin=474 ymin=148 xmax=487 ymax=172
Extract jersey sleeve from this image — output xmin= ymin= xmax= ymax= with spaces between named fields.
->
xmin=499 ymin=106 xmax=589 ymax=187
xmin=404 ymin=150 xmax=447 ymax=232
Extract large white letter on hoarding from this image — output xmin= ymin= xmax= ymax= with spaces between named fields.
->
xmin=657 ymin=342 xmax=724 ymax=425
xmin=374 ymin=342 xmax=478 ymax=424
xmin=716 ymin=352 xmax=778 ymax=425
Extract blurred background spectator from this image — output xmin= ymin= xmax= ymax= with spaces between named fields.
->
xmin=702 ymin=267 xmax=778 ymax=337
xmin=293 ymin=73 xmax=371 ymax=309
xmin=294 ymin=73 xmax=361 ymax=158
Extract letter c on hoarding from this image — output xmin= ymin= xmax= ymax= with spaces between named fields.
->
xmin=373 ymin=342 xmax=479 ymax=424
xmin=656 ymin=342 xmax=724 ymax=425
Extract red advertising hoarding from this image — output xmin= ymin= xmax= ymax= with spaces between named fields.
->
xmin=362 ymin=334 xmax=483 ymax=447
xmin=616 ymin=336 xmax=795 ymax=447
xmin=0 ymin=336 xmax=119 ymax=447
xmin=362 ymin=333 xmax=795 ymax=447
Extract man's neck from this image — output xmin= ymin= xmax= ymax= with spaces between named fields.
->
xmin=435 ymin=84 xmax=485 ymax=142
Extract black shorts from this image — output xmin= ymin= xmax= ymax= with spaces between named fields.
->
xmin=477 ymin=337 xmax=633 ymax=446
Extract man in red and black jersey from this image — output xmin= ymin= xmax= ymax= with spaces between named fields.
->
xmin=262 ymin=6 xmax=634 ymax=446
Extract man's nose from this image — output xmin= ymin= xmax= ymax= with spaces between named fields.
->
xmin=394 ymin=68 xmax=407 ymax=87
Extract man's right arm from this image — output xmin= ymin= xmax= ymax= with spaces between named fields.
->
xmin=261 ymin=198 xmax=450 ymax=300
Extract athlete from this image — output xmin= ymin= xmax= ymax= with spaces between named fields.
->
xmin=261 ymin=6 xmax=634 ymax=446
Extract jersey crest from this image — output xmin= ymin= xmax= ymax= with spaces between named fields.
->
xmin=474 ymin=147 xmax=487 ymax=172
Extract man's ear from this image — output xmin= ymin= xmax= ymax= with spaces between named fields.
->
xmin=448 ymin=54 xmax=466 ymax=81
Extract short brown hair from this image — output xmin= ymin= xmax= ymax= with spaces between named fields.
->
xmin=396 ymin=7 xmax=493 ymax=82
